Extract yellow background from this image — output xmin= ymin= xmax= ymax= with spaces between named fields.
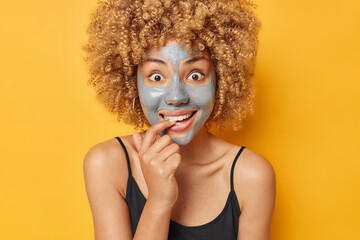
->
xmin=1 ymin=0 xmax=359 ymax=239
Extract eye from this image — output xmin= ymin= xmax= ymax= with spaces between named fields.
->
xmin=149 ymin=73 xmax=165 ymax=82
xmin=187 ymin=72 xmax=204 ymax=81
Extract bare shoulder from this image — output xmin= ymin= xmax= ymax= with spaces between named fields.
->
xmin=83 ymin=136 xmax=132 ymax=198
xmin=83 ymin=136 xmax=135 ymax=239
xmin=212 ymin=136 xmax=275 ymax=181
xmin=238 ymin=148 xmax=276 ymax=182
xmin=233 ymin=147 xmax=276 ymax=210
xmin=211 ymin=137 xmax=276 ymax=238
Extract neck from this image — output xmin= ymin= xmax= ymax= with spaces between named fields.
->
xmin=178 ymin=128 xmax=216 ymax=166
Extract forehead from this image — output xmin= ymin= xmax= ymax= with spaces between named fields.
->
xmin=146 ymin=44 xmax=204 ymax=64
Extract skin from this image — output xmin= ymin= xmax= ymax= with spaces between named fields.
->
xmin=137 ymin=44 xmax=215 ymax=145
xmin=83 ymin=39 xmax=276 ymax=240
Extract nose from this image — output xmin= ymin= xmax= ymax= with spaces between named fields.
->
xmin=164 ymin=78 xmax=190 ymax=106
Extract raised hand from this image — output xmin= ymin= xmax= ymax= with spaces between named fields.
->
xmin=133 ymin=121 xmax=181 ymax=209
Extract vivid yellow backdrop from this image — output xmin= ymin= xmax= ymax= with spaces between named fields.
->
xmin=0 ymin=0 xmax=359 ymax=239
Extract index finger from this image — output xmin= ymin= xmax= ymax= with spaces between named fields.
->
xmin=141 ymin=120 xmax=175 ymax=152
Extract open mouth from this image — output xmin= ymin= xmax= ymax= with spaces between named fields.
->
xmin=159 ymin=110 xmax=198 ymax=132
xmin=160 ymin=111 xmax=196 ymax=125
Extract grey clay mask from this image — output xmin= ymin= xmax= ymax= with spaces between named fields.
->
xmin=137 ymin=44 xmax=215 ymax=145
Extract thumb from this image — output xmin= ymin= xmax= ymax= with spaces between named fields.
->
xmin=133 ymin=132 xmax=143 ymax=152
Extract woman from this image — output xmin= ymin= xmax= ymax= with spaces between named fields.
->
xmin=83 ymin=0 xmax=276 ymax=239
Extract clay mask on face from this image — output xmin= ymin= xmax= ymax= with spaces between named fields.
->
xmin=137 ymin=44 xmax=215 ymax=145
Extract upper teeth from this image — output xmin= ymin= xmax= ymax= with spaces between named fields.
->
xmin=163 ymin=113 xmax=192 ymax=121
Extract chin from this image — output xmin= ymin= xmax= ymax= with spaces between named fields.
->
xmin=169 ymin=134 xmax=193 ymax=145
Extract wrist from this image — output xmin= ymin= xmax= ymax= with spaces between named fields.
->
xmin=146 ymin=197 xmax=174 ymax=213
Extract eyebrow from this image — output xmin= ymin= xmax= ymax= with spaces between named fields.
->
xmin=142 ymin=55 xmax=210 ymax=66
xmin=183 ymin=56 xmax=210 ymax=65
xmin=142 ymin=58 xmax=167 ymax=65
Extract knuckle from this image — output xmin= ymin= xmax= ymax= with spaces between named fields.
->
xmin=147 ymin=126 xmax=156 ymax=135
xmin=149 ymin=159 xmax=157 ymax=167
xmin=173 ymin=153 xmax=181 ymax=161
xmin=174 ymin=152 xmax=181 ymax=158
xmin=141 ymin=153 xmax=151 ymax=163
xmin=162 ymin=134 xmax=172 ymax=143
xmin=172 ymin=143 xmax=180 ymax=152
xmin=158 ymin=168 xmax=167 ymax=177
xmin=168 ymin=161 xmax=179 ymax=171
xmin=167 ymin=153 xmax=181 ymax=166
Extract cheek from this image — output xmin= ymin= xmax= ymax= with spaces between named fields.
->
xmin=138 ymin=88 xmax=164 ymax=115
xmin=187 ymin=83 xmax=215 ymax=111
xmin=139 ymin=89 xmax=161 ymax=108
xmin=137 ymin=71 xmax=163 ymax=115
xmin=196 ymin=91 xmax=214 ymax=107
xmin=138 ymin=85 xmax=168 ymax=125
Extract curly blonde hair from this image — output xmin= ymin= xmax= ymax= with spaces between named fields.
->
xmin=83 ymin=0 xmax=260 ymax=130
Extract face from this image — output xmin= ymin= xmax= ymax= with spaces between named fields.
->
xmin=137 ymin=40 xmax=216 ymax=145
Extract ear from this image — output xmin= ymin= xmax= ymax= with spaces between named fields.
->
xmin=132 ymin=132 xmax=143 ymax=152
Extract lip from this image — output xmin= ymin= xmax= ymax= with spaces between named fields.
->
xmin=157 ymin=109 xmax=198 ymax=132
xmin=158 ymin=109 xmax=197 ymax=117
